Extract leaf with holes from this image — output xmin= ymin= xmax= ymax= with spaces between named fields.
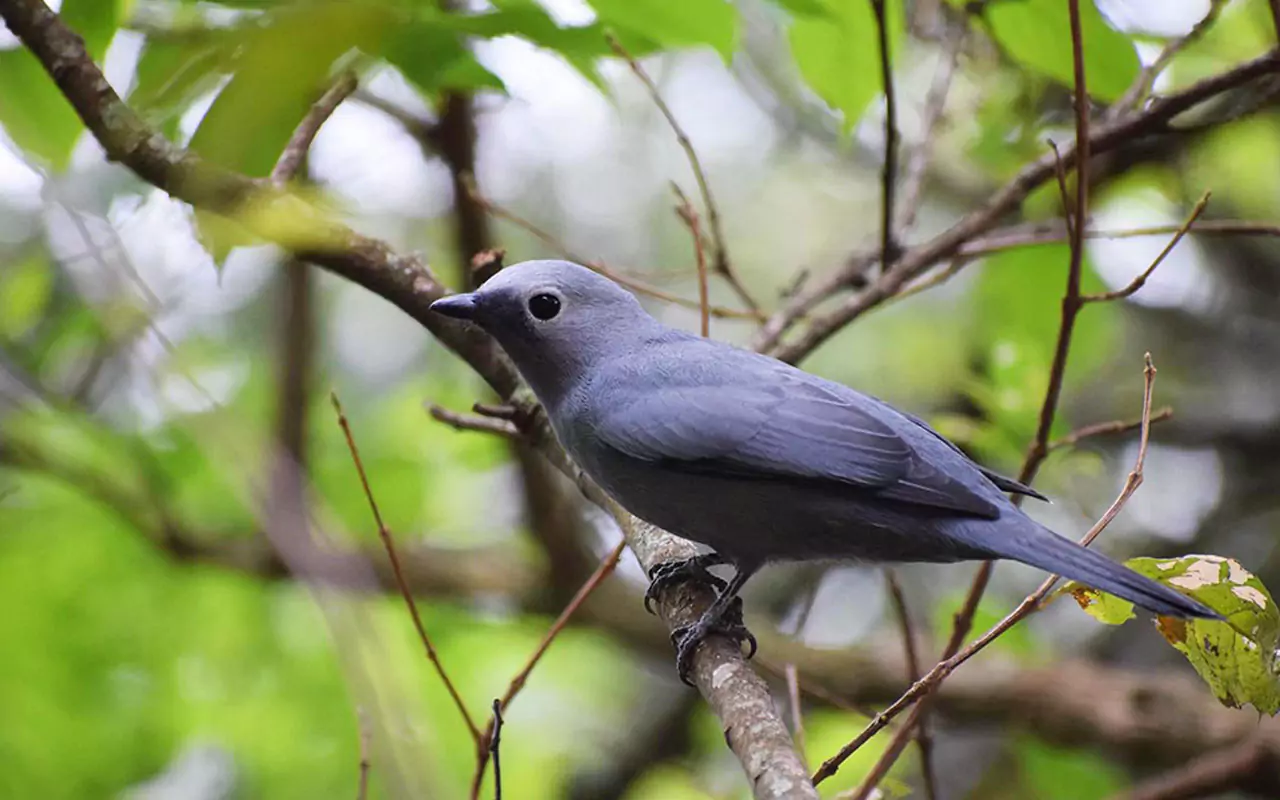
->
xmin=1065 ymin=555 xmax=1280 ymax=714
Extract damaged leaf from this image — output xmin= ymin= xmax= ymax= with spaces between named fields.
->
xmin=1065 ymin=555 xmax=1280 ymax=715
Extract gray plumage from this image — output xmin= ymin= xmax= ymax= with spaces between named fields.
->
xmin=431 ymin=259 xmax=1219 ymax=677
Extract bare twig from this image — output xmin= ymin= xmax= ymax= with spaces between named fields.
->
xmin=429 ymin=404 xmax=521 ymax=439
xmin=1082 ymin=191 xmax=1211 ymax=303
xmin=757 ymin=51 xmax=1280 ymax=361
xmin=845 ymin=699 xmax=928 ymax=800
xmin=813 ymin=353 xmax=1162 ymax=785
xmin=473 ymin=402 xmax=521 ymax=422
xmin=783 ymin=579 xmax=823 ymax=770
xmin=356 ymin=706 xmax=371 ymax=800
xmin=1048 ymin=141 xmax=1077 ymax=242
xmin=897 ymin=24 xmax=965 ymax=234
xmin=271 ymin=71 xmax=357 ymax=186
xmin=818 ymin=14 xmax=1097 ymax=782
xmin=490 ymin=700 xmax=505 ymax=800
xmin=501 ymin=539 xmax=625 ymax=710
xmin=470 ymin=539 xmax=627 ymax=798
xmin=870 ymin=0 xmax=900 ymax=267
xmin=1048 ymin=407 xmax=1173 ymax=452
xmin=331 ymin=393 xmax=481 ymax=742
xmin=673 ymin=184 xmax=711 ymax=337
xmin=1271 ymin=0 xmax=1280 ymax=46
xmin=958 ymin=217 xmax=1280 ymax=258
xmin=462 ymin=176 xmax=761 ymax=321
xmin=1110 ymin=0 xmax=1228 ymax=121
xmin=883 ymin=570 xmax=936 ymax=800
xmin=606 ymin=34 xmax=760 ymax=315
xmin=784 ymin=664 xmax=807 ymax=769
xmin=0 ymin=3 xmax=813 ymax=793
xmin=354 ymin=89 xmax=437 ymax=142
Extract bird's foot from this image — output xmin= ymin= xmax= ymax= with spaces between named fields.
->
xmin=671 ymin=598 xmax=758 ymax=686
xmin=644 ymin=553 xmax=729 ymax=614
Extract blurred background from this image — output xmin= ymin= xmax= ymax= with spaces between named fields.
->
xmin=2 ymin=0 xmax=1279 ymax=797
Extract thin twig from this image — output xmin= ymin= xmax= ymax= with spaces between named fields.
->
xmin=606 ymin=34 xmax=760 ymax=315
xmin=501 ymin=539 xmax=625 ymax=709
xmin=673 ymin=184 xmax=711 ymax=337
xmin=1048 ymin=141 xmax=1077 ymax=242
xmin=897 ymin=23 xmax=965 ymax=234
xmin=1082 ymin=191 xmax=1211 ymax=302
xmin=883 ymin=570 xmax=936 ymax=800
xmin=356 ymin=706 xmax=371 ymax=800
xmin=470 ymin=540 xmax=627 ymax=798
xmin=1271 ymin=0 xmax=1280 ymax=46
xmin=271 ymin=71 xmax=357 ymax=185
xmin=428 ymin=404 xmax=521 ymax=439
xmin=813 ymin=353 xmax=1162 ymax=785
xmin=1048 ymin=407 xmax=1173 ymax=452
xmin=490 ymin=700 xmax=505 ymax=800
xmin=330 ymin=393 xmax=481 ymax=742
xmin=784 ymin=664 xmax=807 ymax=769
xmin=936 ymin=140 xmax=1084 ymax=682
xmin=870 ymin=0 xmax=899 ymax=267
xmin=846 ymin=700 xmax=928 ymax=800
xmin=757 ymin=50 xmax=1280 ymax=363
xmin=958 ymin=218 xmax=1280 ymax=258
xmin=783 ymin=578 xmax=823 ymax=769
xmin=818 ymin=9 xmax=1095 ymax=785
xmin=462 ymin=176 xmax=761 ymax=321
xmin=1110 ymin=0 xmax=1228 ymax=121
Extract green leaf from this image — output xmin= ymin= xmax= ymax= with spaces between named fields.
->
xmin=788 ymin=0 xmax=904 ymax=134
xmin=588 ymin=0 xmax=737 ymax=61
xmin=1066 ymin=584 xmax=1136 ymax=625
xmin=0 ymin=255 xmax=53 ymax=340
xmin=0 ymin=48 xmax=84 ymax=169
xmin=60 ymin=0 xmax=126 ymax=62
xmin=382 ymin=13 xmax=506 ymax=98
xmin=131 ymin=29 xmax=241 ymax=140
xmin=767 ymin=0 xmax=836 ymax=18
xmin=1066 ymin=555 xmax=1280 ymax=715
xmin=187 ymin=2 xmax=392 ymax=261
xmin=986 ymin=0 xmax=1140 ymax=102
xmin=962 ymin=243 xmax=1116 ymax=466
xmin=190 ymin=3 xmax=391 ymax=178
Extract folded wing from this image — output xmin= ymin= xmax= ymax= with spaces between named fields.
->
xmin=594 ymin=362 xmax=1001 ymax=519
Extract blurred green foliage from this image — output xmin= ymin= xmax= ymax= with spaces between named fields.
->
xmin=1 ymin=0 xmax=1278 ymax=797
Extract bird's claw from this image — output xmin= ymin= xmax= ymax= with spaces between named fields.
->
xmin=671 ymin=597 xmax=758 ymax=686
xmin=644 ymin=554 xmax=728 ymax=614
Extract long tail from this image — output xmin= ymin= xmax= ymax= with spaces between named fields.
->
xmin=964 ymin=523 xmax=1221 ymax=619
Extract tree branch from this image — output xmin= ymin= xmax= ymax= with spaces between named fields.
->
xmin=0 ymin=2 xmax=815 ymax=794
xmin=754 ymin=49 xmax=1280 ymax=361
xmin=870 ymin=0 xmax=900 ymax=267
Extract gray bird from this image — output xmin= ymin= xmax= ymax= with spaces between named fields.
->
xmin=431 ymin=259 xmax=1219 ymax=682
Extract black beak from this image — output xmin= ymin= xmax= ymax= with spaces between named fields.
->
xmin=430 ymin=293 xmax=479 ymax=320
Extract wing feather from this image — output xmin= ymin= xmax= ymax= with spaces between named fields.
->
xmin=594 ymin=357 xmax=1000 ymax=518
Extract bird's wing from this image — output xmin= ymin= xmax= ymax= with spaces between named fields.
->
xmin=594 ymin=364 xmax=1001 ymax=518
xmin=897 ymin=409 xmax=1049 ymax=502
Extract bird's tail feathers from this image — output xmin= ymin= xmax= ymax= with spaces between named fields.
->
xmin=972 ymin=524 xmax=1221 ymax=620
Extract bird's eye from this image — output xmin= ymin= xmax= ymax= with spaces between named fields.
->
xmin=528 ymin=293 xmax=561 ymax=321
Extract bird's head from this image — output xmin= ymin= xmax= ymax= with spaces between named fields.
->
xmin=430 ymin=259 xmax=654 ymax=402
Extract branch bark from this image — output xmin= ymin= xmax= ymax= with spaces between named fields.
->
xmin=753 ymin=49 xmax=1280 ymax=361
xmin=0 ymin=2 xmax=815 ymax=794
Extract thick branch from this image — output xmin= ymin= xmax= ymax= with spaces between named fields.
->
xmin=0 ymin=2 xmax=814 ymax=793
